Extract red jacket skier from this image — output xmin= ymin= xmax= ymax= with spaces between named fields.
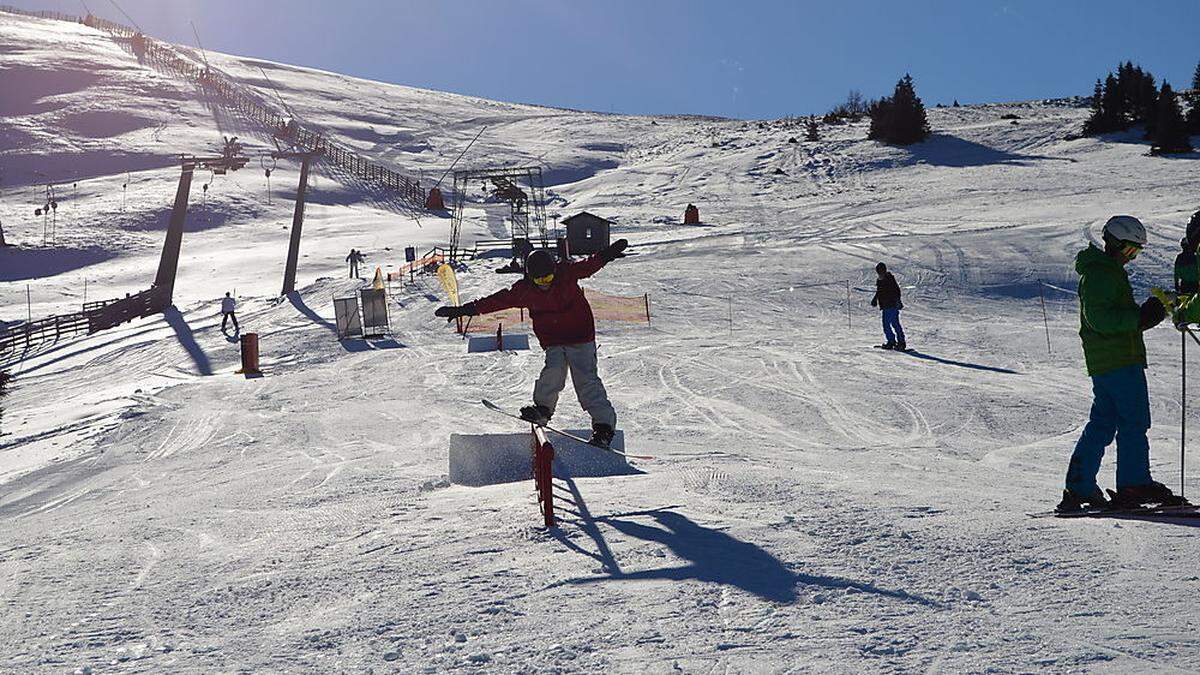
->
xmin=436 ymin=239 xmax=629 ymax=447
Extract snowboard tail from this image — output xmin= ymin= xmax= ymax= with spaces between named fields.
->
xmin=480 ymin=399 xmax=653 ymax=460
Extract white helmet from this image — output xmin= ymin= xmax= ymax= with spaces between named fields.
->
xmin=1103 ymin=215 xmax=1147 ymax=245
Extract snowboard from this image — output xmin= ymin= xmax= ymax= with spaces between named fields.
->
xmin=480 ymin=399 xmax=653 ymax=461
xmin=873 ymin=345 xmax=915 ymax=353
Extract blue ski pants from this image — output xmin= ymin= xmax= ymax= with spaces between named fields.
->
xmin=881 ymin=308 xmax=905 ymax=344
xmin=1066 ymin=364 xmax=1154 ymax=492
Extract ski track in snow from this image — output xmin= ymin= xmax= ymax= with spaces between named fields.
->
xmin=2 ymin=9 xmax=1200 ymax=673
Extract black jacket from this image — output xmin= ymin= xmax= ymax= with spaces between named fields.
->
xmin=873 ymin=272 xmax=902 ymax=310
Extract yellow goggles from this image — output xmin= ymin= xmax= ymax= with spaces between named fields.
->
xmin=532 ymin=272 xmax=555 ymax=287
xmin=1121 ymin=241 xmax=1143 ymax=260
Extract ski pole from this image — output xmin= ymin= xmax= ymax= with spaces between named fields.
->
xmin=1038 ymin=280 xmax=1051 ymax=355
xmin=1183 ymin=328 xmax=1187 ymax=499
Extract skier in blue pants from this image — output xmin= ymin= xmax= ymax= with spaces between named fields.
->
xmin=870 ymin=262 xmax=906 ymax=350
xmin=1057 ymin=215 xmax=1180 ymax=512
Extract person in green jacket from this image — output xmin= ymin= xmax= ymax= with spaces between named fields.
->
xmin=1058 ymin=215 xmax=1180 ymax=512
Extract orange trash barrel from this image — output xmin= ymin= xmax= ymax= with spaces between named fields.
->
xmin=239 ymin=332 xmax=261 ymax=374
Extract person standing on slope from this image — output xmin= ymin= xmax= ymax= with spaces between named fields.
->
xmin=1175 ymin=211 xmax=1200 ymax=294
xmin=434 ymin=240 xmax=629 ymax=448
xmin=870 ymin=262 xmax=906 ymax=350
xmin=220 ymin=291 xmax=239 ymax=333
xmin=1057 ymin=215 xmax=1180 ymax=513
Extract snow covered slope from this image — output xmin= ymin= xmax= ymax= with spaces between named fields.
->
xmin=3 ymin=9 xmax=1200 ymax=673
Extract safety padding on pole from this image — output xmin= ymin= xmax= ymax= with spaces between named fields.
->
xmin=425 ymin=186 xmax=445 ymax=210
xmin=237 ymin=332 xmax=261 ymax=375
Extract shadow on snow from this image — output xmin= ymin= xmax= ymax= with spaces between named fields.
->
xmin=549 ymin=475 xmax=937 ymax=606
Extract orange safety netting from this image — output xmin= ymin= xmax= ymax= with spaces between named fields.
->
xmin=461 ymin=288 xmax=650 ymax=334
xmin=388 ymin=254 xmax=445 ymax=281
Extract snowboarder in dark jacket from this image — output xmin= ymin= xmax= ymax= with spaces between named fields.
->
xmin=1058 ymin=215 xmax=1180 ymax=513
xmin=870 ymin=263 xmax=906 ymax=350
xmin=436 ymin=239 xmax=629 ymax=448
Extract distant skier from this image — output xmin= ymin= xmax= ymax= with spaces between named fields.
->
xmin=220 ymin=292 xmax=239 ymax=333
xmin=1175 ymin=211 xmax=1200 ymax=294
xmin=435 ymin=240 xmax=630 ymax=448
xmin=870 ymin=262 xmax=906 ymax=350
xmin=347 ymin=249 xmax=366 ymax=279
xmin=1058 ymin=215 xmax=1179 ymax=513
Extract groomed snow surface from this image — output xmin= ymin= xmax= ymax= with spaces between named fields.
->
xmin=3 ymin=10 xmax=1200 ymax=673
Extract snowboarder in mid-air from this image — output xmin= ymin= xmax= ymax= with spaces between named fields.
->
xmin=435 ymin=239 xmax=629 ymax=448
xmin=220 ymin=291 xmax=239 ymax=333
xmin=1057 ymin=215 xmax=1181 ymax=513
xmin=870 ymin=262 xmax=906 ymax=350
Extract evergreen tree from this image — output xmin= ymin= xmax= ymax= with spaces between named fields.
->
xmin=1187 ymin=61 xmax=1200 ymax=132
xmin=868 ymin=74 xmax=931 ymax=145
xmin=804 ymin=116 xmax=820 ymax=141
xmin=1150 ymin=82 xmax=1193 ymax=154
xmin=1083 ymin=79 xmax=1105 ymax=135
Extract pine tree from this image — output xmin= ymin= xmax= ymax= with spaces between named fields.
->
xmin=1083 ymin=79 xmax=1105 ymax=135
xmin=804 ymin=116 xmax=820 ymax=142
xmin=1151 ymin=83 xmax=1193 ymax=154
xmin=868 ymin=74 xmax=931 ymax=145
xmin=1187 ymin=61 xmax=1200 ymax=132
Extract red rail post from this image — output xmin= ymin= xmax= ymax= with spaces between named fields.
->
xmin=532 ymin=426 xmax=555 ymax=527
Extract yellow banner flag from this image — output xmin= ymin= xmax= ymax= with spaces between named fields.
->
xmin=372 ymin=267 xmax=385 ymax=290
xmin=437 ymin=263 xmax=460 ymax=305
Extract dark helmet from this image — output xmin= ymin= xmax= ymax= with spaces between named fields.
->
xmin=1188 ymin=210 xmax=1200 ymax=247
xmin=875 ymin=262 xmax=887 ymax=273
xmin=525 ymin=249 xmax=557 ymax=279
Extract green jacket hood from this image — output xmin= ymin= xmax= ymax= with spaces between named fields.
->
xmin=1075 ymin=244 xmax=1120 ymax=275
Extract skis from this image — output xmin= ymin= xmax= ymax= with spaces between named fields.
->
xmin=873 ymin=345 xmax=914 ymax=353
xmin=1028 ymin=503 xmax=1200 ymax=519
xmin=480 ymin=399 xmax=653 ymax=461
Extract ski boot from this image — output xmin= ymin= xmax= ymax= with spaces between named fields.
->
xmin=1055 ymin=487 xmax=1110 ymax=514
xmin=880 ymin=342 xmax=896 ymax=350
xmin=1108 ymin=481 xmax=1189 ymax=508
xmin=896 ymin=340 xmax=907 ymax=352
xmin=519 ymin=404 xmax=552 ymax=425
xmin=588 ymin=423 xmax=615 ymax=449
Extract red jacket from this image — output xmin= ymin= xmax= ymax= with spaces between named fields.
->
xmin=474 ymin=255 xmax=608 ymax=347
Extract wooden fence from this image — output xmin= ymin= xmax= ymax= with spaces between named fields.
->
xmin=0 ymin=286 xmax=168 ymax=358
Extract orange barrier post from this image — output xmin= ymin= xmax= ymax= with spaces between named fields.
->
xmin=237 ymin=333 xmax=261 ymax=375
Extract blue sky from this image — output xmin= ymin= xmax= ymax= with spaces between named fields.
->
xmin=13 ymin=0 xmax=1200 ymax=119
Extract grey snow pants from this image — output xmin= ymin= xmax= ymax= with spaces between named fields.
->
xmin=533 ymin=341 xmax=617 ymax=428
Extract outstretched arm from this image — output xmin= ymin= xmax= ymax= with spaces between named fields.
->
xmin=573 ymin=239 xmax=629 ymax=280
xmin=436 ymin=282 xmax=531 ymax=319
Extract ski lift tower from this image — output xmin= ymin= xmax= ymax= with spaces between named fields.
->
xmin=155 ymin=138 xmax=248 ymax=303
xmin=448 ymin=166 xmax=547 ymax=263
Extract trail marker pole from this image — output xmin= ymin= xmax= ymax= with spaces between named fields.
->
xmin=846 ymin=279 xmax=851 ymax=329
xmin=1038 ymin=280 xmax=1052 ymax=355
xmin=1183 ymin=328 xmax=1187 ymax=499
xmin=27 ymin=285 xmax=31 ymax=323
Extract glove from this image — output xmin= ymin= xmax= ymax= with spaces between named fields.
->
xmin=599 ymin=238 xmax=629 ymax=262
xmin=434 ymin=302 xmax=478 ymax=320
xmin=870 ymin=298 xmax=878 ymax=308
xmin=1138 ymin=296 xmax=1166 ymax=331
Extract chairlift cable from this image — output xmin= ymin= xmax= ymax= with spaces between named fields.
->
xmin=435 ymin=126 xmax=486 ymax=189
xmin=106 ymin=0 xmax=141 ymax=33
xmin=190 ymin=20 xmax=210 ymax=70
